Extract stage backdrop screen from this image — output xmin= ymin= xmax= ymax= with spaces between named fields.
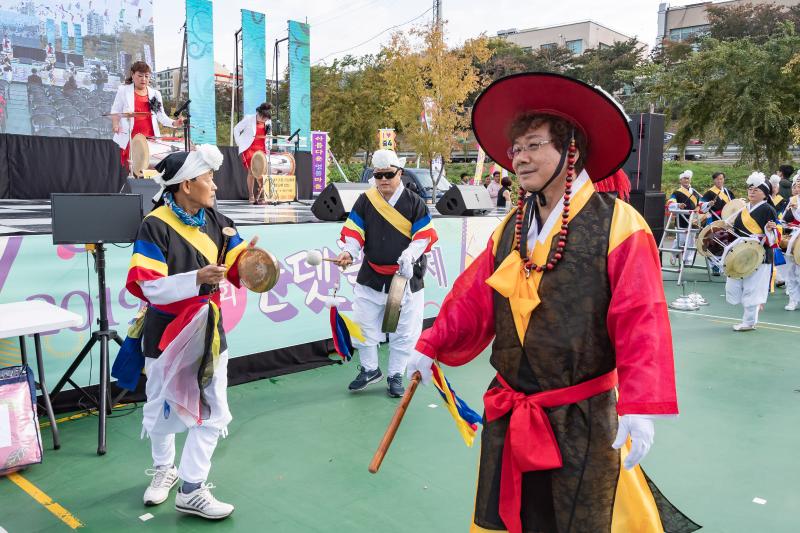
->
xmin=0 ymin=1 xmax=155 ymax=140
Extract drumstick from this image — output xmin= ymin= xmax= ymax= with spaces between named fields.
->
xmin=368 ymin=371 xmax=422 ymax=474
xmin=217 ymin=227 xmax=237 ymax=266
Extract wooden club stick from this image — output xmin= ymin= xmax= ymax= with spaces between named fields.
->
xmin=368 ymin=371 xmax=422 ymax=474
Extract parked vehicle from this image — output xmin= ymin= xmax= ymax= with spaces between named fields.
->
xmin=359 ymin=167 xmax=451 ymax=201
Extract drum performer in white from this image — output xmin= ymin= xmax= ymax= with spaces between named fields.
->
xmin=725 ymin=172 xmax=781 ymax=331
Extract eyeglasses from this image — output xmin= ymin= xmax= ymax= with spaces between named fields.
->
xmin=373 ymin=170 xmax=398 ymax=180
xmin=507 ymin=139 xmax=552 ymax=159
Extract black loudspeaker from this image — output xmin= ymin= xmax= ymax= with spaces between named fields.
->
xmin=123 ymin=178 xmax=161 ymax=213
xmin=629 ymin=191 xmax=666 ymax=245
xmin=436 ymin=185 xmax=494 ymax=216
xmin=623 ymin=113 xmax=665 ymax=193
xmin=311 ymin=182 xmax=371 ymax=221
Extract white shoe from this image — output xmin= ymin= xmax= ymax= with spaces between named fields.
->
xmin=786 ymin=301 xmax=798 ymax=311
xmin=175 ymin=483 xmax=234 ymax=520
xmin=732 ymin=323 xmax=756 ymax=331
xmin=143 ymin=465 xmax=178 ymax=506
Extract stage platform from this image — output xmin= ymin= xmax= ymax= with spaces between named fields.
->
xmin=1 ymin=280 xmax=798 ymax=532
xmin=0 ymin=199 xmax=507 ymax=236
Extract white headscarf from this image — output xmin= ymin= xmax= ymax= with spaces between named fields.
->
xmin=152 ymin=144 xmax=224 ymax=202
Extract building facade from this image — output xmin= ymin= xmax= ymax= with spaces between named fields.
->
xmin=497 ymin=20 xmax=643 ymax=55
xmin=657 ymin=0 xmax=798 ymax=44
xmin=155 ymin=62 xmax=234 ymax=101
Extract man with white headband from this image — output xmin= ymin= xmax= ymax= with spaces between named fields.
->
xmin=332 ymin=148 xmax=438 ymax=397
xmin=666 ymin=169 xmax=703 ymax=266
xmin=125 ymin=145 xmax=253 ymax=519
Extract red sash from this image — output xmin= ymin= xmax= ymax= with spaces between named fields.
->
xmin=483 ymin=370 xmax=618 ymax=533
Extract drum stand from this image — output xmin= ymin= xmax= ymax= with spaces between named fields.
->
xmin=658 ymin=209 xmax=712 ymax=285
xmin=257 ymin=133 xmax=301 ymax=206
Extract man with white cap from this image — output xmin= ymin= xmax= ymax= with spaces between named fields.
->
xmin=125 ymin=145 xmax=254 ymax=519
xmin=725 ymin=172 xmax=780 ymax=330
xmin=666 ymin=169 xmax=703 ymax=265
xmin=332 ymin=149 xmax=438 ymax=397
xmin=770 ymin=173 xmax=789 ymax=213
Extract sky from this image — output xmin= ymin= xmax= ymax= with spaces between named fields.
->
xmin=152 ymin=0 xmax=703 ymax=74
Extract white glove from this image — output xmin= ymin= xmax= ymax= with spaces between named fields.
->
xmin=700 ymin=201 xmax=712 ymax=213
xmin=397 ymin=250 xmax=414 ymax=279
xmin=405 ymin=349 xmax=434 ymax=385
xmin=611 ymin=415 xmax=654 ymax=470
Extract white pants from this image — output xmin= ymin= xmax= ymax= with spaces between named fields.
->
xmin=785 ymin=258 xmax=800 ymax=304
xmin=726 ymin=264 xmax=772 ymax=326
xmin=672 ymin=230 xmax=695 ymax=263
xmin=144 ymin=351 xmax=230 ymax=483
xmin=352 ymin=283 xmax=425 ymax=377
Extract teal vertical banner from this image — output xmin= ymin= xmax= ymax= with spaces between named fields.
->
xmin=241 ymin=10 xmax=266 ymax=117
xmin=46 ymin=19 xmax=56 ymax=50
xmin=186 ymin=0 xmax=217 ymax=144
xmin=60 ymin=21 xmax=69 ymax=51
xmin=73 ymin=24 xmax=83 ymax=55
xmin=288 ymin=20 xmax=310 ymax=149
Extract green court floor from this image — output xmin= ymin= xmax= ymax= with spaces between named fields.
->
xmin=1 ymin=277 xmax=798 ymax=532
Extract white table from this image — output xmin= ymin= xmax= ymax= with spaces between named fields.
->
xmin=0 ymin=300 xmax=83 ymax=450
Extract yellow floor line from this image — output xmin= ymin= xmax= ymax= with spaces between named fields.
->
xmin=7 ymin=472 xmax=83 ymax=529
xmin=39 ymin=404 xmax=133 ymax=429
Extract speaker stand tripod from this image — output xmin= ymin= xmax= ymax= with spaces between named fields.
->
xmin=50 ymin=244 xmax=125 ymax=455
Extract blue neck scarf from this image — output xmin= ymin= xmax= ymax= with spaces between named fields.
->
xmin=163 ymin=192 xmax=205 ymax=227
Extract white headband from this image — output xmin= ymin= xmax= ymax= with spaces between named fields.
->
xmin=152 ymin=144 xmax=224 ymax=202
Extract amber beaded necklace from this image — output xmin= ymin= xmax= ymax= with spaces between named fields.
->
xmin=515 ymin=137 xmax=577 ymax=275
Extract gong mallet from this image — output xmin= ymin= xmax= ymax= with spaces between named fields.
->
xmin=304 ymin=250 xmax=342 ymax=266
xmin=211 ymin=227 xmax=237 ymax=292
xmin=368 ymin=371 xmax=422 ymax=474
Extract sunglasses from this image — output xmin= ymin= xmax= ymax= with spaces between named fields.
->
xmin=373 ymin=170 xmax=398 ymax=180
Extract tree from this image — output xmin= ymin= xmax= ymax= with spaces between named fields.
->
xmin=311 ymin=54 xmax=389 ymax=163
xmin=651 ymin=33 xmax=800 ymax=169
xmin=707 ymin=2 xmax=800 ymax=43
xmin=381 ymin=23 xmax=490 ymax=198
xmin=570 ymin=38 xmax=646 ymax=93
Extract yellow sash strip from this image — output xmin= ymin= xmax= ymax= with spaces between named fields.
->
xmin=148 ymin=206 xmax=218 ymax=264
xmin=710 ymin=186 xmax=730 ymax=204
xmin=486 ymin=178 xmax=595 ymax=344
xmin=365 ymin=187 xmax=412 ymax=238
xmin=740 ymin=207 xmax=764 ymax=236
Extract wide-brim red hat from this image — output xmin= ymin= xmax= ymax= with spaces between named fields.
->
xmin=472 ymin=72 xmax=632 ymax=182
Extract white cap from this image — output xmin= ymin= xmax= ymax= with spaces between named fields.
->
xmin=679 ymin=169 xmax=693 ymax=179
xmin=769 ymin=174 xmax=781 ymax=186
xmin=746 ymin=171 xmax=767 ymax=188
xmin=372 ymin=149 xmax=406 ymax=170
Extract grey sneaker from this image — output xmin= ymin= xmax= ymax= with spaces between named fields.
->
xmin=143 ymin=465 xmax=178 ymax=506
xmin=348 ymin=366 xmax=383 ymax=391
xmin=175 ymin=482 xmax=234 ymax=520
xmin=387 ymin=373 xmax=404 ymax=398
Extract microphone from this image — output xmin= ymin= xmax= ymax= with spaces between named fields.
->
xmin=287 ymin=128 xmax=301 ymax=142
xmin=173 ymin=99 xmax=191 ymax=118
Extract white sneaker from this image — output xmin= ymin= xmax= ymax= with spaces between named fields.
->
xmin=785 ymin=301 xmax=798 ymax=311
xmin=143 ymin=465 xmax=178 ymax=506
xmin=175 ymin=483 xmax=234 ymax=520
xmin=732 ymin=323 xmax=756 ymax=331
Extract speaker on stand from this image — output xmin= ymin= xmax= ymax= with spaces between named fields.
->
xmin=311 ymin=182 xmax=371 ymax=221
xmin=435 ymin=185 xmax=494 ymax=216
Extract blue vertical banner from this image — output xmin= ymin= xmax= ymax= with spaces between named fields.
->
xmin=241 ymin=10 xmax=266 ymax=116
xmin=61 ymin=21 xmax=69 ymax=51
xmin=288 ymin=20 xmax=310 ymax=150
xmin=186 ymin=0 xmax=217 ymax=144
xmin=46 ymin=19 xmax=56 ymax=50
xmin=73 ymin=24 xmax=83 ymax=55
